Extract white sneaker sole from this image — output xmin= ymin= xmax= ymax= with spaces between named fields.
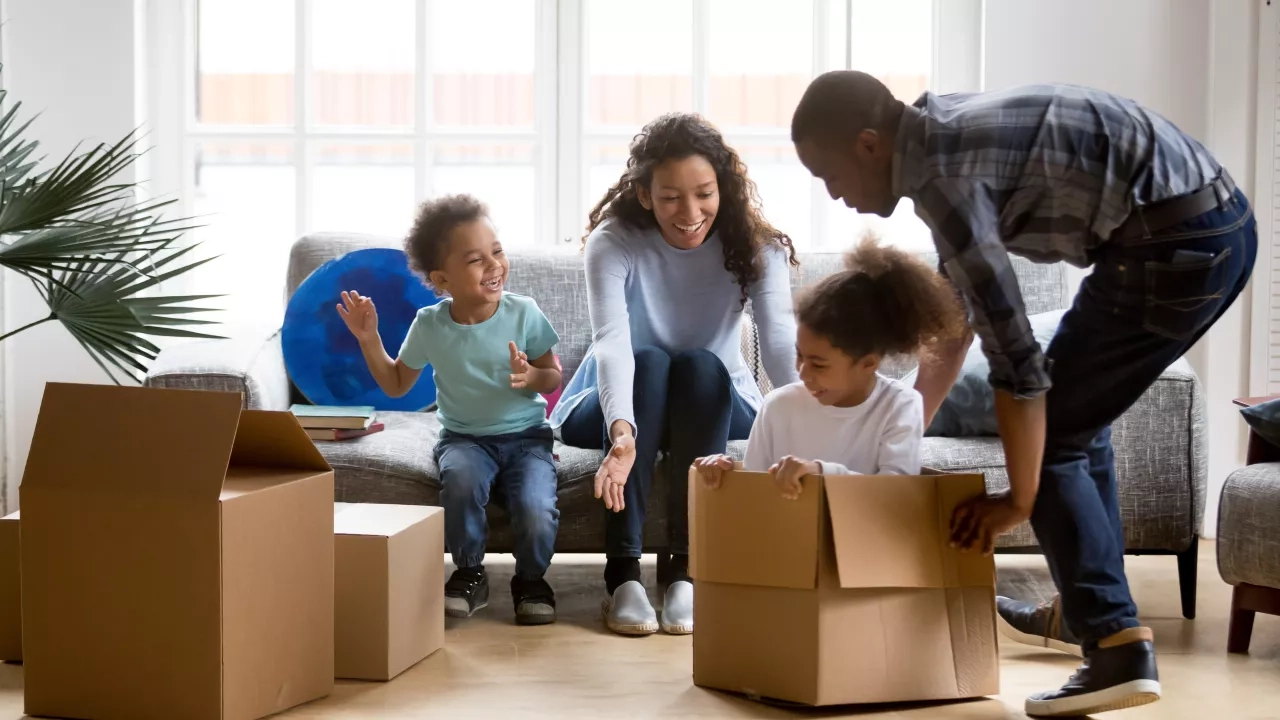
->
xmin=997 ymin=613 xmax=1084 ymax=657
xmin=601 ymin=599 xmax=659 ymax=636
xmin=445 ymin=596 xmax=487 ymax=618
xmin=660 ymin=617 xmax=693 ymax=635
xmin=1025 ymin=679 xmax=1161 ymax=717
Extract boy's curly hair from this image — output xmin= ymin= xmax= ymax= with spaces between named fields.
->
xmin=584 ymin=112 xmax=799 ymax=305
xmin=796 ymin=232 xmax=968 ymax=359
xmin=404 ymin=194 xmax=489 ymax=282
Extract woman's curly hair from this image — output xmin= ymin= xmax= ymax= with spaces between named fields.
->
xmin=584 ymin=112 xmax=799 ymax=304
xmin=796 ymin=232 xmax=968 ymax=359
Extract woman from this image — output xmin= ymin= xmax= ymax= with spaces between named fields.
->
xmin=550 ymin=112 xmax=800 ymax=636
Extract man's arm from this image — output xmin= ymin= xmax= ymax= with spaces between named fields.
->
xmin=915 ymin=326 xmax=973 ymax=428
xmin=912 ymin=179 xmax=1052 ymax=550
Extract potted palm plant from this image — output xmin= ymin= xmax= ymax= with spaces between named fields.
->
xmin=0 ymin=77 xmax=219 ymax=383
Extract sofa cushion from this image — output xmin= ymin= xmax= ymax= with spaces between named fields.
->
xmin=323 ymin=411 xmax=604 ymax=507
xmin=1217 ymin=462 xmax=1280 ymax=589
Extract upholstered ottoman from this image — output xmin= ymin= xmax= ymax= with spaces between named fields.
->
xmin=1217 ymin=462 xmax=1280 ymax=652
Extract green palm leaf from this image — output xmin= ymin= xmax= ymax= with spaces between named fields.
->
xmin=31 ymin=243 xmax=224 ymax=385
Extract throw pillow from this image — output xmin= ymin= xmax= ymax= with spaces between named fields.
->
xmin=1241 ymin=398 xmax=1280 ymax=450
xmin=902 ymin=309 xmax=1067 ymax=437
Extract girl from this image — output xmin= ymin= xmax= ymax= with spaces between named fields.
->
xmin=696 ymin=235 xmax=967 ymax=496
xmin=550 ymin=112 xmax=800 ymax=636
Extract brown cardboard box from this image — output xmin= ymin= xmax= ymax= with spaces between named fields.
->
xmin=690 ymin=468 xmax=999 ymax=707
xmin=334 ymin=502 xmax=444 ymax=681
xmin=0 ymin=511 xmax=18 ymax=663
xmin=20 ymin=383 xmax=336 ymax=720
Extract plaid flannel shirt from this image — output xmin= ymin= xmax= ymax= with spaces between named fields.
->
xmin=894 ymin=84 xmax=1225 ymax=398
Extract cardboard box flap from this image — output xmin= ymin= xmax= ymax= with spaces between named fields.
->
xmin=22 ymin=383 xmax=241 ymax=498
xmin=823 ymin=473 xmax=991 ymax=589
xmin=230 ymin=410 xmax=332 ymax=472
xmin=689 ymin=468 xmax=822 ymax=590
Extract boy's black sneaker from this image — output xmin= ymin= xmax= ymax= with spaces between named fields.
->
xmin=445 ymin=567 xmax=489 ymax=618
xmin=1025 ymin=628 xmax=1161 ymax=717
xmin=512 ymin=576 xmax=556 ymax=626
xmin=997 ymin=594 xmax=1083 ymax=656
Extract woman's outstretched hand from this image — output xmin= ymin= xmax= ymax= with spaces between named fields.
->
xmin=594 ymin=421 xmax=636 ymax=512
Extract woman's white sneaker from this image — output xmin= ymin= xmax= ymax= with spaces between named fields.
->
xmin=602 ymin=581 xmax=659 ymax=636
xmin=661 ymin=581 xmax=693 ymax=634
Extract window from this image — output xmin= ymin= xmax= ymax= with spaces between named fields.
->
xmin=150 ymin=0 xmax=978 ymax=323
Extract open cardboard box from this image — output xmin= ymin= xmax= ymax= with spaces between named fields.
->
xmin=689 ymin=466 xmax=999 ymax=707
xmin=20 ymin=383 xmax=336 ymax=720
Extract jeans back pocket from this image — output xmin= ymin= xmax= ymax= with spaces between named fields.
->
xmin=1142 ymin=247 xmax=1233 ymax=340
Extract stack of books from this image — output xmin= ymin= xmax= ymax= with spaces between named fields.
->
xmin=290 ymin=404 xmax=385 ymax=441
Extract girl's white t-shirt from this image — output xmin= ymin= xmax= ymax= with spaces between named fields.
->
xmin=743 ymin=376 xmax=924 ymax=476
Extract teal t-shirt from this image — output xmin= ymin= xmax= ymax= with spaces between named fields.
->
xmin=398 ymin=292 xmax=559 ymax=437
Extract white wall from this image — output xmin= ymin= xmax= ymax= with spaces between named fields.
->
xmin=983 ymin=0 xmax=1258 ymax=538
xmin=0 ymin=0 xmax=142 ymax=512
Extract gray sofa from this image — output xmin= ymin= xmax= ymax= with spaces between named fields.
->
xmin=145 ymin=232 xmax=1207 ymax=618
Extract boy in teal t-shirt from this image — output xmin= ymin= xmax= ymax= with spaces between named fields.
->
xmin=336 ymin=194 xmax=562 ymax=626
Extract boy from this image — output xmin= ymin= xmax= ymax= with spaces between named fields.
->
xmin=337 ymin=194 xmax=563 ymax=625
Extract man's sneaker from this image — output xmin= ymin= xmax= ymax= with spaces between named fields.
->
xmin=512 ymin=576 xmax=556 ymax=626
xmin=997 ymin=594 xmax=1084 ymax=657
xmin=1025 ymin=627 xmax=1161 ymax=717
xmin=444 ymin=567 xmax=489 ymax=618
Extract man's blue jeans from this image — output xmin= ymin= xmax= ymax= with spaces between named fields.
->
xmin=1038 ymin=187 xmax=1256 ymax=649
xmin=434 ymin=426 xmax=559 ymax=581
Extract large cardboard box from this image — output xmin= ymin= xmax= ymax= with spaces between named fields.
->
xmin=0 ymin=511 xmax=18 ymax=662
xmin=690 ymin=468 xmax=999 ymax=707
xmin=334 ymin=502 xmax=444 ymax=681
xmin=20 ymin=383 xmax=336 ymax=720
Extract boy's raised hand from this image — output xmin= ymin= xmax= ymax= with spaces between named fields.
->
xmin=768 ymin=455 xmax=820 ymax=500
xmin=508 ymin=341 xmax=530 ymax=388
xmin=694 ymin=454 xmax=735 ymax=489
xmin=336 ymin=290 xmax=379 ymax=343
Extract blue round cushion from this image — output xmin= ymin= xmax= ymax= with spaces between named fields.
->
xmin=283 ymin=247 xmax=440 ymax=410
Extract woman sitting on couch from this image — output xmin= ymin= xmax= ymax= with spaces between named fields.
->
xmin=550 ymin=112 xmax=800 ymax=636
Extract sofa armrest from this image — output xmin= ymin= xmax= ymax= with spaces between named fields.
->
xmin=144 ymin=325 xmax=291 ymax=411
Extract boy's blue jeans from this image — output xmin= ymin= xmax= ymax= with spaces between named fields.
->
xmin=434 ymin=426 xmax=559 ymax=581
xmin=1039 ymin=186 xmax=1256 ymax=649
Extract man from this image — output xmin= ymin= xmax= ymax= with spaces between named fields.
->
xmin=791 ymin=71 xmax=1256 ymax=717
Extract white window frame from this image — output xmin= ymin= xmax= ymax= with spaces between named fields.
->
xmin=144 ymin=0 xmax=983 ymax=258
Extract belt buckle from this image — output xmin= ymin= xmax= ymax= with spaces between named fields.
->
xmin=1213 ymin=176 xmax=1231 ymax=208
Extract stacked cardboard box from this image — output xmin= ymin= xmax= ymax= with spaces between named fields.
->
xmin=20 ymin=383 xmax=336 ymax=720
xmin=334 ymin=502 xmax=444 ymax=681
xmin=689 ymin=467 xmax=999 ymax=707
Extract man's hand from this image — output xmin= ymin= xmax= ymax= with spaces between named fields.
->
xmin=594 ymin=420 xmax=636 ymax=512
xmin=694 ymin=454 xmax=735 ymax=489
xmin=336 ymin=290 xmax=380 ymax=345
xmin=950 ymin=490 xmax=1031 ymax=555
xmin=509 ymin=341 xmax=530 ymax=389
xmin=768 ymin=455 xmax=820 ymax=500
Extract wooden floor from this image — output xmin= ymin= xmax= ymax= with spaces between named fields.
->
xmin=0 ymin=541 xmax=1276 ymax=719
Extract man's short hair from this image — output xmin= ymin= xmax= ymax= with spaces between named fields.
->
xmin=791 ymin=70 xmax=902 ymax=145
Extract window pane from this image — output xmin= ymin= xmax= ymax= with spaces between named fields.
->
xmin=311 ymin=0 xmax=415 ymax=128
xmin=197 ymin=0 xmax=294 ymax=126
xmin=739 ymin=145 xmax=813 ymax=249
xmin=430 ymin=0 xmax=536 ymax=128
xmin=312 ymin=144 xmax=416 ymax=237
xmin=584 ymin=144 xmax=629 ymax=226
xmin=708 ymin=0 xmax=813 ymax=130
xmin=431 ymin=144 xmax=536 ymax=248
xmin=849 ymin=0 xmax=932 ymax=101
xmin=192 ymin=142 xmax=296 ymax=324
xmin=585 ymin=0 xmax=692 ymax=130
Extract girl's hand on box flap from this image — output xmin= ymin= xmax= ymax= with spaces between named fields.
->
xmin=768 ymin=456 xmax=820 ymax=500
xmin=694 ymin=454 xmax=735 ymax=489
